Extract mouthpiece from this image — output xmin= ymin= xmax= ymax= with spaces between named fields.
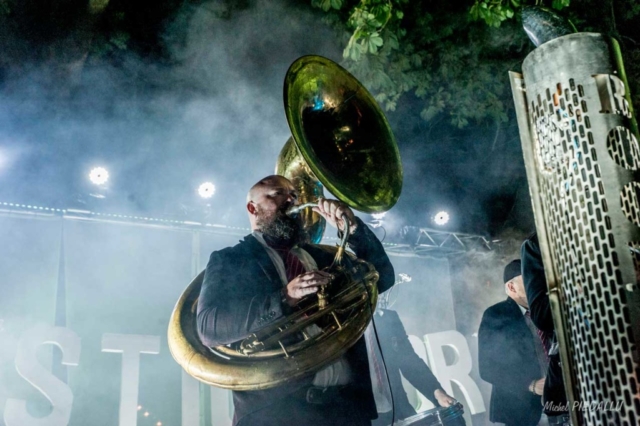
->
xmin=286 ymin=202 xmax=317 ymax=216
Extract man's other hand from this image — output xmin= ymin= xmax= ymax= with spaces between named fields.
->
xmin=533 ymin=377 xmax=545 ymax=395
xmin=434 ymin=388 xmax=457 ymax=407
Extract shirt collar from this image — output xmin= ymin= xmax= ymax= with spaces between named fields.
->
xmin=252 ymin=231 xmax=318 ymax=286
xmin=253 ymin=231 xmax=298 ymax=250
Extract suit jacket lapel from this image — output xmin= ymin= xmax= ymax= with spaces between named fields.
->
xmin=506 ymin=297 xmax=523 ymax=318
xmin=243 ymin=235 xmax=281 ymax=286
xmin=506 ymin=298 xmax=537 ymax=352
xmin=301 ymin=244 xmax=334 ymax=269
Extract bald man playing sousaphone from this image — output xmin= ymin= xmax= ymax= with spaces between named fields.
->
xmin=196 ymin=174 xmax=395 ymax=426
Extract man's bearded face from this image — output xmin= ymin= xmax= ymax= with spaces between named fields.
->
xmin=255 ymin=205 xmax=307 ymax=243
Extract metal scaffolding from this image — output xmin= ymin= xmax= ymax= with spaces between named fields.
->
xmin=380 ymin=226 xmax=495 ymax=257
xmin=0 ymin=201 xmax=495 ymax=257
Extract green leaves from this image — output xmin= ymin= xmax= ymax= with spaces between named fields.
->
xmin=341 ymin=1 xmax=397 ymax=59
xmin=551 ymin=0 xmax=570 ymax=9
xmin=469 ymin=0 xmax=516 ymax=27
xmin=0 ymin=0 xmax=12 ymax=15
xmin=110 ymin=31 xmax=130 ymax=50
xmin=311 ymin=0 xmax=344 ymax=12
xmin=368 ymin=32 xmax=384 ymax=52
xmin=310 ymin=0 xmax=577 ymax=127
xmin=470 ymin=0 xmax=569 ymax=27
xmin=421 ymin=90 xmax=448 ymax=121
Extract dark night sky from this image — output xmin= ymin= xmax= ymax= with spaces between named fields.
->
xmin=0 ymin=0 xmax=535 ymax=238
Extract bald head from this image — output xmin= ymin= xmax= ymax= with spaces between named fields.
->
xmin=505 ymin=275 xmax=528 ymax=308
xmin=246 ymin=175 xmax=292 ymax=203
xmin=246 ymin=175 xmax=298 ymax=231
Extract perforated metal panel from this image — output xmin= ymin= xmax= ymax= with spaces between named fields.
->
xmin=511 ymin=33 xmax=640 ymax=425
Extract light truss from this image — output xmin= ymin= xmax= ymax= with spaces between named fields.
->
xmin=0 ymin=202 xmax=494 ymax=257
xmin=379 ymin=226 xmax=495 ymax=257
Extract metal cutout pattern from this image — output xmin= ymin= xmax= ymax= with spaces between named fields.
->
xmin=621 ymin=183 xmax=640 ymax=228
xmin=607 ymin=127 xmax=640 ymax=171
xmin=518 ymin=33 xmax=640 ymax=425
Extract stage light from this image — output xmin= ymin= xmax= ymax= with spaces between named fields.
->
xmin=398 ymin=273 xmax=412 ymax=283
xmin=198 ymin=182 xmax=215 ymax=199
xmin=89 ymin=167 xmax=109 ymax=185
xmin=433 ymin=211 xmax=449 ymax=226
xmin=370 ymin=211 xmax=387 ymax=228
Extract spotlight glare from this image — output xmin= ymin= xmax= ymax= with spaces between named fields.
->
xmin=370 ymin=211 xmax=387 ymax=228
xmin=433 ymin=211 xmax=450 ymax=226
xmin=198 ymin=182 xmax=216 ymax=199
xmin=398 ymin=273 xmax=412 ymax=283
xmin=89 ymin=167 xmax=109 ymax=185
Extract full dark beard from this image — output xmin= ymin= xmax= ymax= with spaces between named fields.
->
xmin=256 ymin=209 xmax=309 ymax=245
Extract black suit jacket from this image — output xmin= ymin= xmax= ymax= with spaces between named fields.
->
xmin=521 ymin=233 xmax=554 ymax=333
xmin=478 ymin=297 xmax=543 ymax=426
xmin=197 ymin=218 xmax=395 ymax=425
xmin=374 ymin=309 xmax=443 ymax=420
xmin=521 ymin=233 xmax=568 ymax=414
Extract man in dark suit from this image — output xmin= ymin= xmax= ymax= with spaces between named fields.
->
xmin=521 ymin=233 xmax=570 ymax=425
xmin=371 ymin=308 xmax=456 ymax=425
xmin=196 ymin=175 xmax=395 ymax=426
xmin=478 ymin=260 xmax=546 ymax=426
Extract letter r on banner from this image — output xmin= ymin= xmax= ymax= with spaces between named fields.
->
xmin=424 ymin=330 xmax=486 ymax=415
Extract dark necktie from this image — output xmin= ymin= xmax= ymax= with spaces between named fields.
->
xmin=264 ymin=238 xmax=306 ymax=282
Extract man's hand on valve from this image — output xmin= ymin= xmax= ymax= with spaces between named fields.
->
xmin=282 ymin=270 xmax=334 ymax=307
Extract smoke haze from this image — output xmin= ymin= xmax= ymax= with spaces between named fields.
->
xmin=0 ymin=2 xmax=536 ymax=425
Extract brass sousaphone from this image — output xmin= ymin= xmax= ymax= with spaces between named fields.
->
xmin=168 ymin=55 xmax=403 ymax=390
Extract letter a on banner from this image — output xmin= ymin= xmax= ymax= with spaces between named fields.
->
xmin=4 ymin=323 xmax=81 ymax=426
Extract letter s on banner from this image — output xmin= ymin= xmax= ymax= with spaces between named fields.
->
xmin=3 ymin=323 xmax=81 ymax=426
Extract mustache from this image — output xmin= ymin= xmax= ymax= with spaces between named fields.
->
xmin=279 ymin=201 xmax=295 ymax=214
xmin=256 ymin=206 xmax=309 ymax=243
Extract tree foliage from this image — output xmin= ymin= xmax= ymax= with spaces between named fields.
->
xmin=470 ymin=0 xmax=570 ymax=28
xmin=310 ymin=0 xmax=640 ymax=127
xmin=1 ymin=0 xmax=638 ymax=127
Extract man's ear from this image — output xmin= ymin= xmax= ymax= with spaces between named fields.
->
xmin=506 ymin=281 xmax=515 ymax=294
xmin=247 ymin=201 xmax=257 ymax=215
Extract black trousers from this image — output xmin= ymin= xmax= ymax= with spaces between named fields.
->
xmin=543 ymin=351 xmax=568 ymax=417
xmin=235 ymin=386 xmax=371 ymax=426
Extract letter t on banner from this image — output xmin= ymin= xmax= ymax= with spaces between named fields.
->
xmin=424 ymin=330 xmax=486 ymax=415
xmin=101 ymin=334 xmax=160 ymax=426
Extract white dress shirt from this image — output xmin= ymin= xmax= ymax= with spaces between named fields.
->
xmin=253 ymin=231 xmax=352 ymax=387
